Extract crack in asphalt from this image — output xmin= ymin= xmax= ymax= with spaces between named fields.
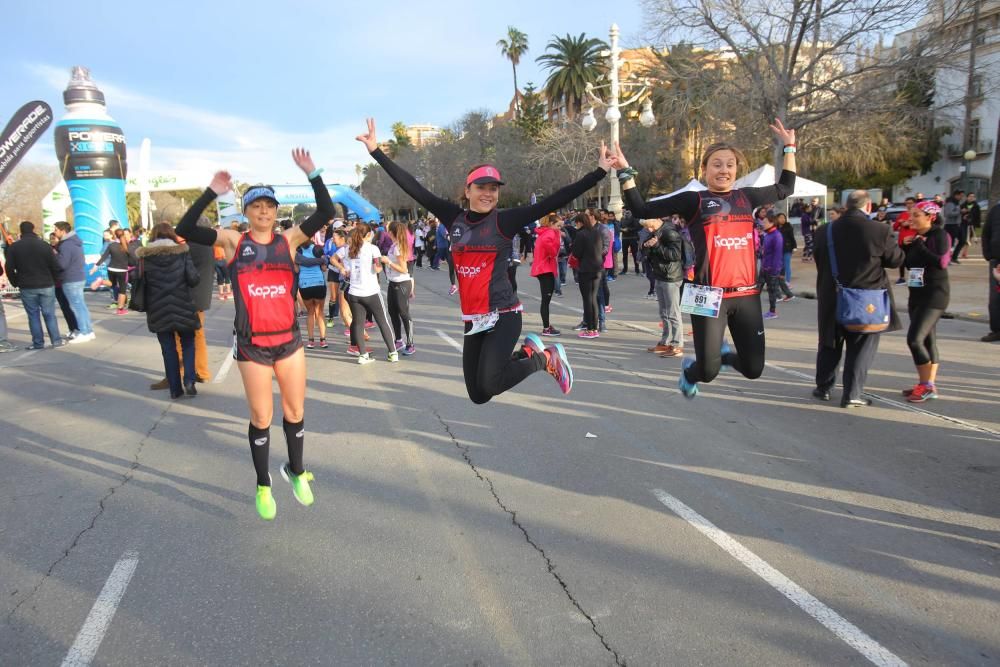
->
xmin=432 ymin=410 xmax=627 ymax=666
xmin=5 ymin=401 xmax=169 ymax=624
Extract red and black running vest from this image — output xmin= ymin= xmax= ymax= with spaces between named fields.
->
xmin=229 ymin=232 xmax=299 ymax=346
xmin=690 ymin=190 xmax=760 ymax=298
xmin=449 ymin=209 xmax=519 ymax=317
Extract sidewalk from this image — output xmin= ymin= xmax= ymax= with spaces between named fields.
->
xmin=787 ymin=246 xmax=994 ymax=326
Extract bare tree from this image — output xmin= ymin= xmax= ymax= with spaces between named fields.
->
xmin=0 ymin=164 xmax=60 ymax=225
xmin=640 ymin=0 xmax=973 ymax=167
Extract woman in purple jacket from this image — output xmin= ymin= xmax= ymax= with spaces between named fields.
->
xmin=760 ymin=216 xmax=793 ymax=319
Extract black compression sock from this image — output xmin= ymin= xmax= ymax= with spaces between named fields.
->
xmin=282 ymin=418 xmax=305 ymax=476
xmin=249 ymin=423 xmax=271 ymax=486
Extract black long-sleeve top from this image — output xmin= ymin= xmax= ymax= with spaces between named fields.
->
xmin=369 ymin=148 xmax=607 ymax=233
xmin=904 ymin=225 xmax=950 ymax=310
xmin=622 ymin=171 xmax=796 ymax=221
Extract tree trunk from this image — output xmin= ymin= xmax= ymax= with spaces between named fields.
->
xmin=990 ymin=113 xmax=1000 ymax=208
xmin=512 ymin=62 xmax=519 ymax=118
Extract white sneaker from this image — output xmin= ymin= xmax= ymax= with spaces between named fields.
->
xmin=69 ymin=332 xmax=96 ymax=344
xmin=357 ymin=353 xmax=374 ymax=365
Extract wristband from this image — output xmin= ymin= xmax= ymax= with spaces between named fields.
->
xmin=783 ymin=146 xmax=797 ymax=154
xmin=784 ymin=143 xmax=796 ymax=148
xmin=308 ymin=167 xmax=324 ymax=180
xmin=617 ymin=167 xmax=638 ymax=182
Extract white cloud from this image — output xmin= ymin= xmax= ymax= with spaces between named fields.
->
xmin=27 ymin=63 xmax=369 ymax=188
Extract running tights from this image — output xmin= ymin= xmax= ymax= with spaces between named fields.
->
xmin=249 ymin=419 xmax=304 ymax=487
xmin=685 ymin=294 xmax=765 ymax=384
xmin=537 ymin=273 xmax=555 ymax=328
xmin=463 ymin=311 xmax=546 ymax=404
xmin=347 ymin=292 xmax=395 ymax=353
xmin=907 ymin=305 xmax=944 ymax=365
xmin=387 ymin=280 xmax=414 ymax=346
xmin=578 ymin=271 xmax=601 ymax=330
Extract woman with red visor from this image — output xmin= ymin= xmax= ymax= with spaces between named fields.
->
xmin=356 ymin=118 xmax=614 ymax=403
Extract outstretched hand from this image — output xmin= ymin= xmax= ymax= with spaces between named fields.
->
xmin=769 ymin=118 xmax=796 ymax=145
xmin=356 ymin=118 xmax=378 ymax=153
xmin=209 ymin=170 xmax=233 ymax=196
xmin=613 ymin=141 xmax=631 ymax=169
xmin=598 ymin=141 xmax=618 ymax=171
xmin=292 ymin=148 xmax=316 ymax=175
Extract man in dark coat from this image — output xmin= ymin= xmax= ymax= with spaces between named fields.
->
xmin=813 ymin=190 xmax=904 ymax=407
xmin=4 ymin=221 xmax=65 ymax=349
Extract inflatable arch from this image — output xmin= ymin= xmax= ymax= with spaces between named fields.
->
xmin=270 ymin=184 xmax=381 ymax=223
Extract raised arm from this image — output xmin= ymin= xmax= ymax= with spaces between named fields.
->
xmin=357 ymin=118 xmax=463 ymax=223
xmin=613 ymin=142 xmax=699 ymax=220
xmin=175 ymin=171 xmax=239 ymax=255
xmin=744 ymin=119 xmax=798 ymax=207
xmin=283 ymin=148 xmax=337 ymax=249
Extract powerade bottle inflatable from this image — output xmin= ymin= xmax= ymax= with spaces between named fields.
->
xmin=54 ymin=66 xmax=128 ymax=273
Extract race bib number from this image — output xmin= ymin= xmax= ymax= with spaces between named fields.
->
xmin=681 ymin=283 xmax=724 ymax=318
xmin=907 ymin=268 xmax=925 ymax=288
xmin=465 ymin=311 xmax=499 ymax=336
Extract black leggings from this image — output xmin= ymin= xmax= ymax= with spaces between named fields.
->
xmin=463 ymin=311 xmax=546 ymax=404
xmin=387 ymin=280 xmax=414 ymax=345
xmin=622 ymin=238 xmax=640 ymax=273
xmin=599 ymin=269 xmax=610 ymax=307
xmin=907 ymin=304 xmax=944 ymax=365
xmin=347 ymin=291 xmax=395 ymax=353
xmin=685 ymin=294 xmax=765 ymax=383
xmin=578 ymin=271 xmax=601 ymax=330
xmin=537 ymin=273 xmax=556 ymax=328
xmin=109 ymin=271 xmax=128 ymax=300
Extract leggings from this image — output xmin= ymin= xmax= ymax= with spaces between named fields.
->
xmin=622 ymin=238 xmax=640 ymax=273
xmin=537 ymin=273 xmax=556 ymax=328
xmin=599 ymin=269 xmax=610 ymax=307
xmin=462 ymin=311 xmax=546 ymax=404
xmin=347 ymin=291 xmax=395 ymax=353
xmin=906 ymin=304 xmax=944 ymax=365
xmin=685 ymin=294 xmax=765 ymax=384
xmin=214 ymin=259 xmax=230 ymax=285
xmin=761 ymin=270 xmax=793 ymax=310
xmin=578 ymin=271 xmax=601 ymax=330
xmin=109 ymin=270 xmax=128 ymax=300
xmin=387 ymin=280 xmax=414 ymax=345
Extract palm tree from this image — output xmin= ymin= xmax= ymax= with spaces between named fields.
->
xmin=536 ymin=33 xmax=608 ymax=119
xmin=497 ymin=27 xmax=529 ymax=118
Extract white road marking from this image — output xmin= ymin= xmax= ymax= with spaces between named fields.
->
xmin=212 ymin=348 xmax=235 ymax=384
xmin=61 ymin=550 xmax=139 ymax=667
xmin=435 ymin=329 xmax=463 ymax=353
xmin=651 ymin=489 xmax=907 ymax=667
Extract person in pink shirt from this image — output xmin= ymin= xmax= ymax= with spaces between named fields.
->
xmin=531 ymin=213 xmax=563 ymax=336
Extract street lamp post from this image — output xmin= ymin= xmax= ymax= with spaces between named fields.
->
xmin=962 ymin=148 xmax=977 ymax=197
xmin=581 ymin=23 xmax=656 ymax=217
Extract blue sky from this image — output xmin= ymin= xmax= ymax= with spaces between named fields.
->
xmin=3 ymin=0 xmax=645 ymax=188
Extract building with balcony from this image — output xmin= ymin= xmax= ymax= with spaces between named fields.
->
xmin=894 ymin=0 xmax=1000 ymax=201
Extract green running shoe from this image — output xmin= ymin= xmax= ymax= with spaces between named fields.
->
xmin=280 ymin=462 xmax=315 ymax=506
xmin=256 ymin=479 xmax=277 ymax=521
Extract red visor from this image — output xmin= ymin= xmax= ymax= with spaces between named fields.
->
xmin=466 ymin=165 xmax=505 ymax=186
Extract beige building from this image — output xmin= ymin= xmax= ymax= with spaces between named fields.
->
xmin=405 ymin=124 xmax=442 ymax=148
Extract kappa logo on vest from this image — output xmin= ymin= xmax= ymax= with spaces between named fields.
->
xmin=247 ymin=283 xmax=287 ymax=298
xmin=242 ymin=245 xmax=255 ymax=257
xmin=706 ymin=200 xmax=720 ymax=208
xmin=714 ymin=232 xmax=754 ymax=249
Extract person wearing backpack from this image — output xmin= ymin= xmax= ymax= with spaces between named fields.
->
xmin=813 ymin=190 xmax=904 ymax=407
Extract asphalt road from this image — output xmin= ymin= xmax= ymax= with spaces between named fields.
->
xmin=1 ymin=267 xmax=997 ymax=666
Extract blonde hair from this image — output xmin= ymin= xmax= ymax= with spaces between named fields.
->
xmin=700 ymin=142 xmax=747 ymax=176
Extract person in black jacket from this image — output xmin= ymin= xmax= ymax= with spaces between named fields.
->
xmin=620 ymin=210 xmax=641 ymax=275
xmin=4 ymin=221 xmax=65 ymax=349
xmin=901 ymin=201 xmax=951 ymax=402
xmin=136 ymin=222 xmax=200 ymax=399
xmin=643 ymin=217 xmax=686 ymax=356
xmin=776 ymin=212 xmax=797 ymax=284
xmin=570 ymin=211 xmax=604 ymax=338
xmin=813 ymin=190 xmax=904 ymax=407
xmin=982 ymin=202 xmax=1000 ymax=342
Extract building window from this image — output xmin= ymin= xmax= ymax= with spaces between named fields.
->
xmin=972 ymin=74 xmax=983 ymax=98
xmin=969 ymin=118 xmax=981 ymax=147
xmin=974 ymin=27 xmax=987 ymax=46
